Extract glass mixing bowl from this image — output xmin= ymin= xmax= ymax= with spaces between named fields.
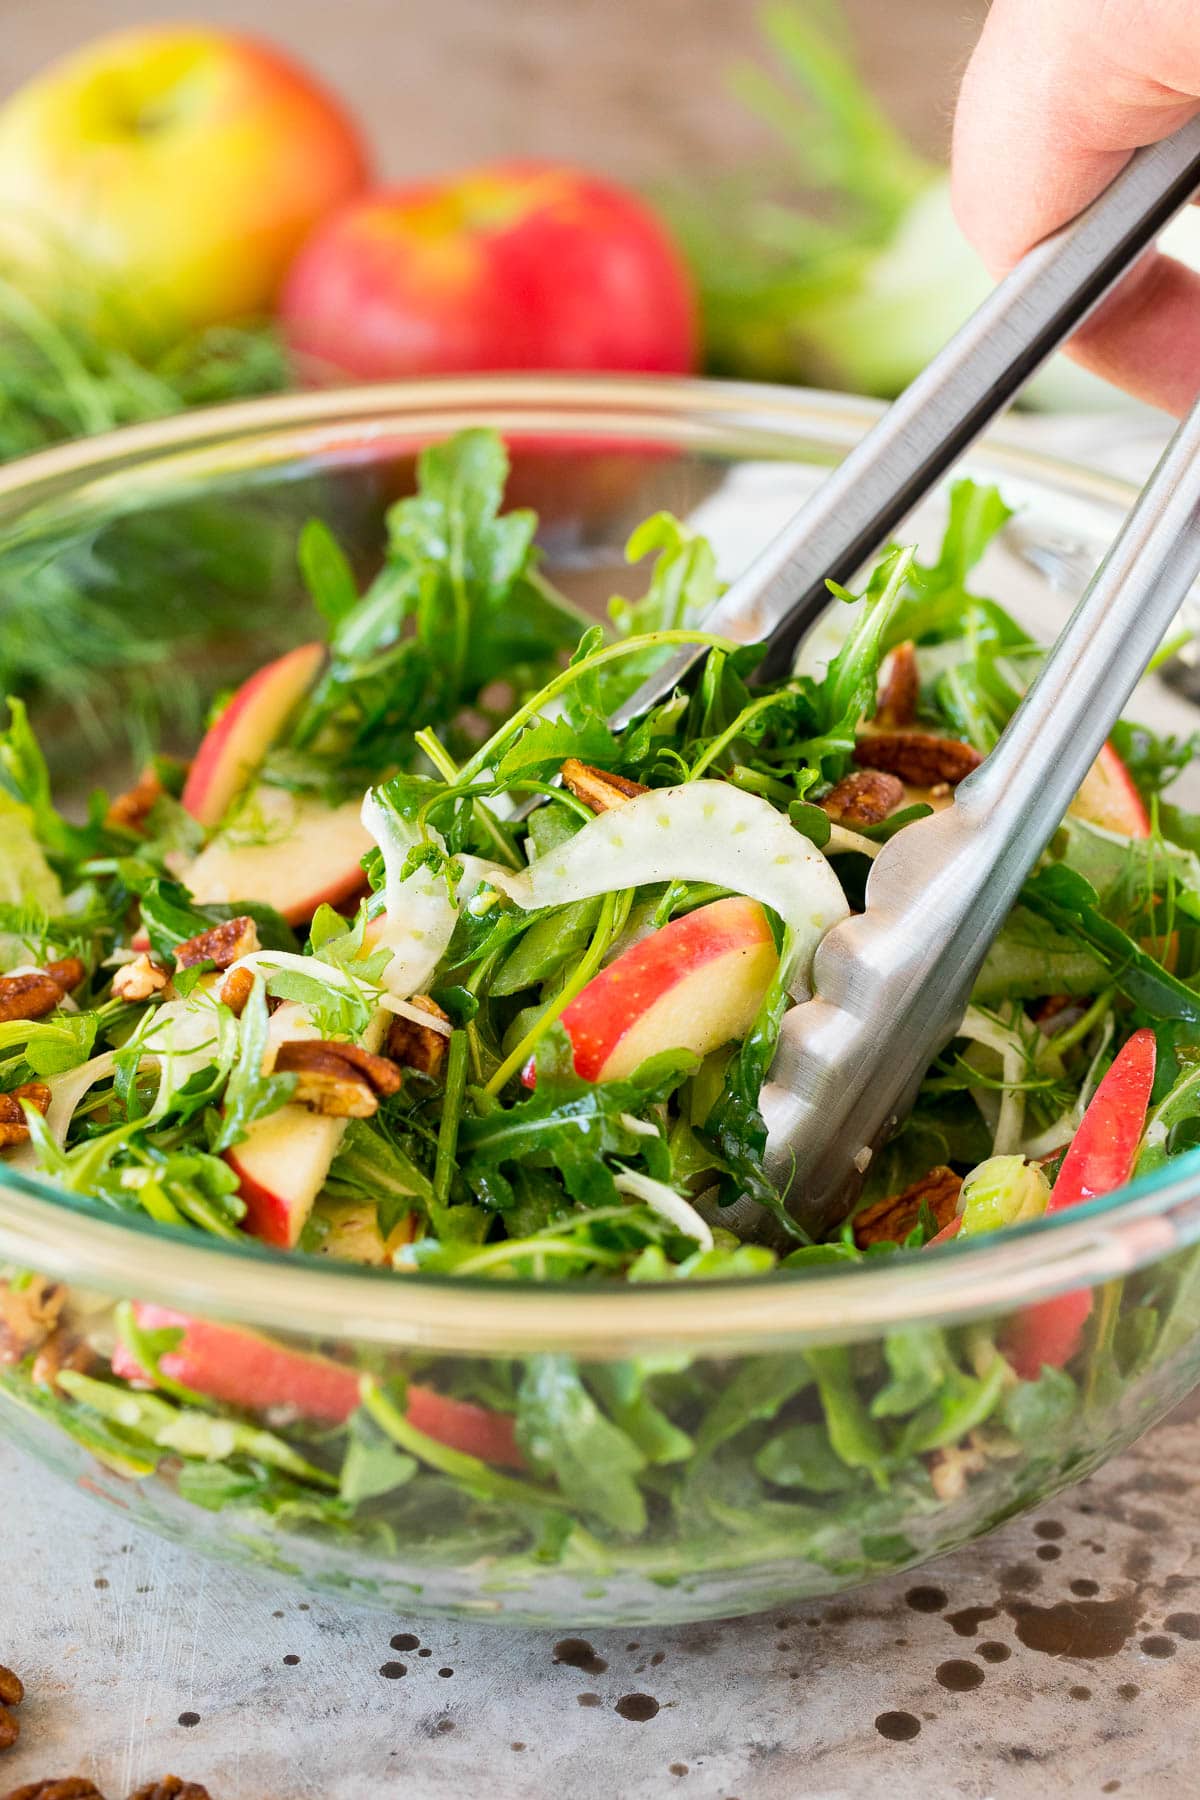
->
xmin=3 ymin=376 xmax=1200 ymax=1627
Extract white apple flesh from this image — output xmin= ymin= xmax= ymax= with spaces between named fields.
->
xmin=185 ymin=786 xmax=373 ymax=925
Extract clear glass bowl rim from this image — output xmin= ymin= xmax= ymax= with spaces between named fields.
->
xmin=2 ymin=371 xmax=1198 ymax=1358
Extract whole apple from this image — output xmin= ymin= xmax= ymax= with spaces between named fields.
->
xmin=280 ymin=160 xmax=698 ymax=381
xmin=0 ymin=26 xmax=369 ymax=342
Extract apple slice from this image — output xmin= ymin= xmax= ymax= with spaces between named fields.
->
xmin=1070 ymin=742 xmax=1150 ymax=839
xmin=225 ymin=1000 xmax=386 ymax=1249
xmin=182 ymin=642 xmax=325 ymax=829
xmin=528 ymin=895 xmax=778 ymax=1085
xmin=110 ymin=1305 xmax=525 ymax=1466
xmin=184 ymin=787 xmax=373 ymax=925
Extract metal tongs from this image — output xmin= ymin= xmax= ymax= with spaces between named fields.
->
xmin=614 ymin=120 xmax=1200 ymax=1245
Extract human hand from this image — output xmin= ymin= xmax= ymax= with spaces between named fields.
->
xmin=953 ymin=0 xmax=1200 ymax=413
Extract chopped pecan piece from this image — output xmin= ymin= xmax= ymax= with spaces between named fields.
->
xmin=127 ymin=1781 xmax=213 ymax=1800
xmin=0 ymin=972 xmax=63 ymax=1025
xmin=218 ymin=966 xmax=255 ymax=1018
xmin=874 ymin=640 xmax=919 ymax=727
xmin=820 ymin=770 xmax=905 ymax=827
xmin=105 ymin=765 xmax=166 ymax=835
xmin=43 ymin=957 xmax=86 ymax=995
xmin=853 ymin=730 xmax=982 ymax=787
xmin=852 ymin=1165 xmax=963 ymax=1249
xmin=32 ymin=1329 xmax=96 ymax=1393
xmin=927 ymin=1433 xmax=988 ymax=1503
xmin=273 ymin=1040 xmax=403 ymax=1118
xmin=560 ymin=758 xmax=648 ymax=814
xmin=4 ymin=1784 xmax=107 ymax=1799
xmin=174 ymin=916 xmax=260 ymax=973
xmin=0 ymin=1082 xmax=52 ymax=1148
xmin=386 ymin=995 xmax=451 ymax=1078
xmin=111 ymin=955 xmax=169 ymax=1003
xmin=0 ymin=1275 xmax=65 ymax=1364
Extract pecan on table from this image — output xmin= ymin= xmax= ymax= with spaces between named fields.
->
xmin=560 ymin=759 xmax=648 ymax=814
xmin=2 ymin=1783 xmax=107 ymax=1799
xmin=173 ymin=917 xmax=260 ymax=973
xmin=0 ymin=1275 xmax=65 ymax=1365
xmin=0 ymin=1665 xmax=22 ymax=1753
xmin=874 ymin=640 xmax=919 ymax=728
xmin=386 ymin=995 xmax=451 ymax=1078
xmin=111 ymin=956 xmax=169 ymax=1004
xmin=127 ymin=1780 xmax=214 ymax=1800
xmin=852 ymin=1165 xmax=963 ymax=1249
xmin=273 ymin=1040 xmax=403 ymax=1118
xmin=820 ymin=770 xmax=905 ymax=828
xmin=0 ymin=1082 xmax=52 ymax=1149
xmin=853 ymin=731 xmax=982 ymax=788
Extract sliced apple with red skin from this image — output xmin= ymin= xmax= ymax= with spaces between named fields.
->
xmin=225 ymin=1001 xmax=386 ymax=1250
xmin=1070 ymin=742 xmax=1150 ymax=839
xmin=185 ymin=788 xmax=373 ymax=926
xmin=181 ymin=642 xmax=325 ymax=829
xmin=110 ymin=1305 xmax=525 ymax=1466
xmin=525 ymin=895 xmax=778 ymax=1086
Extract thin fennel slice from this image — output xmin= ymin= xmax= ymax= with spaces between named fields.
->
xmin=487 ymin=781 xmax=849 ymax=997
xmin=360 ymin=790 xmax=503 ymax=1000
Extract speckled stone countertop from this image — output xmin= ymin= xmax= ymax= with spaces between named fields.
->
xmin=4 ymin=1388 xmax=1200 ymax=1800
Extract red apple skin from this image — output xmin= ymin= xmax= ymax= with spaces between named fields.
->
xmin=0 ymin=28 xmax=369 ymax=340
xmin=527 ymin=896 xmax=778 ymax=1086
xmin=1070 ymin=741 xmax=1151 ymax=839
xmin=111 ymin=1305 xmax=525 ymax=1466
xmin=280 ymin=160 xmax=698 ymax=384
xmin=182 ymin=642 xmax=325 ymax=829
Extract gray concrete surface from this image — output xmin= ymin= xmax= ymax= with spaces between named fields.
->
xmin=4 ymin=1394 xmax=1200 ymax=1800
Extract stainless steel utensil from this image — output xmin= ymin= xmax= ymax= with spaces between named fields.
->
xmin=728 ymin=394 xmax=1200 ymax=1244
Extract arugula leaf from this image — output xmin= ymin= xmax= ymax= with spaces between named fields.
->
xmin=138 ymin=878 xmax=297 ymax=962
xmin=1023 ymin=864 xmax=1200 ymax=1022
xmin=518 ymin=1356 xmax=647 ymax=1535
xmin=298 ymin=518 xmax=360 ymax=628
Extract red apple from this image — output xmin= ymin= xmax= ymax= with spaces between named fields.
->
xmin=0 ymin=27 xmax=368 ymax=342
xmin=111 ymin=1305 xmax=525 ymax=1466
xmin=182 ymin=642 xmax=325 ymax=829
xmin=1070 ymin=742 xmax=1151 ymax=839
xmin=185 ymin=789 xmax=372 ymax=925
xmin=529 ymin=896 xmax=778 ymax=1086
xmin=280 ymin=160 xmax=697 ymax=384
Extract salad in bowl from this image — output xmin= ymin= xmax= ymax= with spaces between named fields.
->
xmin=4 ymin=402 xmax=1200 ymax=1623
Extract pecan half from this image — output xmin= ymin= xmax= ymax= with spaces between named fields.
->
xmin=0 ymin=1664 xmax=21 ymax=1754
xmin=0 ymin=1275 xmax=65 ymax=1364
xmin=43 ymin=958 xmax=85 ymax=995
xmin=127 ymin=1781 xmax=213 ymax=1800
xmin=386 ymin=995 xmax=451 ymax=1078
xmin=0 ymin=1709 xmax=17 ymax=1753
xmin=0 ymin=972 xmax=63 ymax=1025
xmin=853 ymin=731 xmax=982 ymax=787
xmin=875 ymin=640 xmax=919 ymax=728
xmin=112 ymin=956 xmax=169 ymax=1004
xmin=820 ymin=770 xmax=905 ymax=827
xmin=4 ymin=1784 xmax=108 ymax=1799
xmin=218 ymin=966 xmax=255 ymax=1018
xmin=0 ymin=1082 xmax=52 ymax=1149
xmin=105 ymin=766 xmax=165 ymax=834
xmin=853 ymin=1165 xmax=963 ymax=1249
xmin=560 ymin=758 xmax=648 ymax=814
xmin=273 ymin=1040 xmax=403 ymax=1118
xmin=174 ymin=916 xmax=260 ymax=973
xmin=32 ymin=1329 xmax=96 ymax=1393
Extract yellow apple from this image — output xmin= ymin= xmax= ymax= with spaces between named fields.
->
xmin=0 ymin=25 xmax=369 ymax=340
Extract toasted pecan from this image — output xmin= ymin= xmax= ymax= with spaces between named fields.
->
xmin=174 ymin=916 xmax=260 ymax=973
xmin=0 ymin=1275 xmax=65 ymax=1364
xmin=0 ymin=1670 xmax=22 ymax=1710
xmin=218 ymin=966 xmax=255 ymax=1018
xmin=32 ymin=1329 xmax=96 ymax=1393
xmin=3 ymin=1784 xmax=107 ymax=1798
xmin=853 ymin=1166 xmax=963 ymax=1249
xmin=386 ymin=995 xmax=451 ymax=1078
xmin=273 ymin=1040 xmax=403 ymax=1118
xmin=43 ymin=957 xmax=85 ymax=995
xmin=820 ymin=770 xmax=905 ymax=827
xmin=127 ymin=1781 xmax=213 ymax=1800
xmin=0 ymin=1707 xmax=17 ymax=1752
xmin=111 ymin=955 xmax=169 ymax=1004
xmin=875 ymin=640 xmax=919 ymax=728
xmin=0 ymin=1082 xmax=52 ymax=1148
xmin=0 ymin=972 xmax=63 ymax=1025
xmin=853 ymin=731 xmax=982 ymax=787
xmin=105 ymin=766 xmax=165 ymax=835
xmin=927 ymin=1434 xmax=988 ymax=1503
xmin=560 ymin=758 xmax=648 ymax=814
